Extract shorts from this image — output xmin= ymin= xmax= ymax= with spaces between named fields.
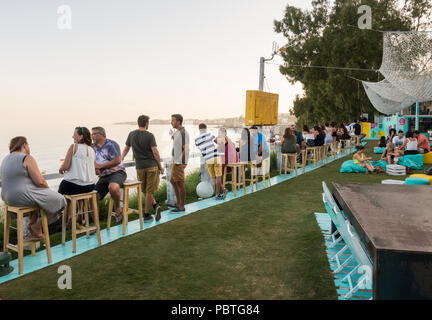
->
xmin=171 ymin=163 xmax=187 ymax=182
xmin=404 ymin=150 xmax=418 ymax=155
xmin=95 ymin=170 xmax=127 ymax=200
xmin=206 ymin=158 xmax=222 ymax=178
xmin=137 ymin=166 xmax=160 ymax=193
xmin=58 ymin=180 xmax=95 ymax=195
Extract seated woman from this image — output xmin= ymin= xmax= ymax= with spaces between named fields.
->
xmin=353 ymin=145 xmax=375 ymax=173
xmin=387 ymin=128 xmax=396 ymax=145
xmin=216 ymin=127 xmax=238 ymax=176
xmin=381 ymin=142 xmax=398 ymax=164
xmin=58 ymin=127 xmax=97 ymax=226
xmin=0 ymin=137 xmax=66 ymax=240
xmin=398 ymin=131 xmax=418 ymax=155
xmin=378 ymin=136 xmax=387 ymax=148
xmin=336 ymin=126 xmax=351 ymax=149
xmin=280 ymin=128 xmax=299 ymax=171
xmin=281 ymin=128 xmax=299 ymax=154
xmin=313 ymin=125 xmax=326 ymax=146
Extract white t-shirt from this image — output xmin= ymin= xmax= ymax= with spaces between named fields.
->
xmin=392 ymin=136 xmax=406 ymax=148
xmin=406 ymin=138 xmax=418 ymax=151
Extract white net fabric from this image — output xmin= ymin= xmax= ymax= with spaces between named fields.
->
xmin=362 ymin=31 xmax=432 ymax=114
xmin=362 ymin=80 xmax=417 ymax=115
xmin=380 ymin=31 xmax=432 ymax=100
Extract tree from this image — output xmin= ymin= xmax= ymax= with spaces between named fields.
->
xmin=274 ymin=0 xmax=431 ymax=127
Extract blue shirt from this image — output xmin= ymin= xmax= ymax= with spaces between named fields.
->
xmin=93 ymin=139 xmax=125 ymax=177
xmin=252 ymin=133 xmax=269 ymax=154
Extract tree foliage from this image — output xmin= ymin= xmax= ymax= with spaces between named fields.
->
xmin=274 ymin=0 xmax=432 ymax=127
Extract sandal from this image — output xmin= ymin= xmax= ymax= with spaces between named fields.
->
xmin=115 ymin=211 xmax=123 ymax=223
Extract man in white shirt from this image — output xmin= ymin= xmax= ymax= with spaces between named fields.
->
xmin=194 ymin=123 xmax=227 ymax=200
xmin=392 ymin=130 xmax=406 ymax=149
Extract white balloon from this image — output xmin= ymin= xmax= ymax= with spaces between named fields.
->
xmin=196 ymin=181 xmax=214 ymax=198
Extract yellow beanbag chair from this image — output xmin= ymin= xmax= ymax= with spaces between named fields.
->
xmin=410 ymin=174 xmax=432 ymax=185
xmin=423 ymin=152 xmax=432 ymax=165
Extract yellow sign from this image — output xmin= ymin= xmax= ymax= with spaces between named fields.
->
xmin=245 ymin=90 xmax=279 ymax=126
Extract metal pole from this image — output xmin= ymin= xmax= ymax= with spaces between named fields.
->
xmin=259 ymin=57 xmax=265 ymax=91
xmin=415 ymin=102 xmax=420 ymax=131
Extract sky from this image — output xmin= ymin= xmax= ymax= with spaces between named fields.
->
xmin=0 ymin=0 xmax=312 ymax=126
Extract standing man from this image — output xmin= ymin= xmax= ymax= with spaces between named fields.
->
xmin=169 ymin=114 xmax=189 ymax=213
xmin=353 ymin=119 xmax=366 ymax=141
xmin=121 ymin=115 xmax=164 ymax=222
xmin=92 ymin=127 xmax=127 ymax=222
xmin=195 ymin=123 xmax=228 ymax=200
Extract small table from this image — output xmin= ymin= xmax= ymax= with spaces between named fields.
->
xmin=332 ymin=182 xmax=432 ymax=300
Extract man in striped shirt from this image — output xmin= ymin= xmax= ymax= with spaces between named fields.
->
xmin=195 ymin=123 xmax=227 ymax=200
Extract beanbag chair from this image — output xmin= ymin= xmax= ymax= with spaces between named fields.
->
xmin=374 ymin=147 xmax=385 ymax=154
xmin=397 ymin=154 xmax=424 ymax=170
xmin=423 ymin=152 xmax=432 ymax=165
xmin=340 ymin=160 xmax=367 ymax=173
xmin=371 ymin=160 xmax=388 ymax=170
xmin=405 ymin=177 xmax=431 ymax=185
xmin=409 ymin=174 xmax=432 ymax=185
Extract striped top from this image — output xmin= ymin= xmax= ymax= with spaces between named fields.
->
xmin=195 ymin=132 xmax=218 ymax=162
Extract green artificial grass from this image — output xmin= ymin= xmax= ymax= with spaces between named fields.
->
xmin=0 ymin=142 xmax=429 ymax=300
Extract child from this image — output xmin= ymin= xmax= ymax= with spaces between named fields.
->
xmin=381 ymin=142 xmax=398 ymax=164
xmin=353 ymin=145 xmax=375 ymax=173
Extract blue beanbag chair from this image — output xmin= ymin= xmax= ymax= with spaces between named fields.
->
xmin=398 ymin=154 xmax=424 ymax=170
xmin=374 ymin=147 xmax=385 ymax=154
xmin=405 ymin=177 xmax=430 ymax=185
xmin=371 ymin=160 xmax=388 ymax=170
xmin=340 ymin=160 xmax=367 ymax=173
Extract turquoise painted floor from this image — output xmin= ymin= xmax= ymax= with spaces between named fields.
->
xmin=314 ymin=212 xmax=373 ymax=300
xmin=0 ymin=147 xmax=361 ymax=285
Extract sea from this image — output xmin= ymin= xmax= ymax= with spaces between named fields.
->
xmin=0 ymin=122 xmax=245 ymax=191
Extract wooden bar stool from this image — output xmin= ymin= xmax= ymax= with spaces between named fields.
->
xmin=254 ymin=158 xmax=271 ymax=187
xmin=107 ymin=180 xmax=143 ymax=235
xmin=329 ymin=141 xmax=339 ymax=160
xmin=62 ymin=191 xmax=101 ymax=253
xmin=281 ymin=153 xmax=299 ymax=177
xmin=339 ymin=139 xmax=351 ymax=154
xmin=245 ymin=161 xmax=259 ymax=191
xmin=305 ymin=146 xmax=320 ymax=168
xmin=3 ymin=205 xmax=52 ymax=274
xmin=222 ymin=163 xmax=246 ymax=196
xmin=280 ymin=153 xmax=290 ymax=176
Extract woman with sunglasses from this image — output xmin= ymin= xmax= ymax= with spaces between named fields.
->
xmin=58 ymin=127 xmax=97 ymax=226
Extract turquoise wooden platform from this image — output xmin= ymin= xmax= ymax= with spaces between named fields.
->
xmin=0 ymin=146 xmax=363 ymax=285
xmin=314 ymin=212 xmax=373 ymax=300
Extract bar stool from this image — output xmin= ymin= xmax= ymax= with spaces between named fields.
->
xmin=305 ymin=146 xmax=320 ymax=168
xmin=339 ymin=139 xmax=351 ymax=154
xmin=281 ymin=153 xmax=300 ymax=177
xmin=107 ymin=180 xmax=143 ymax=235
xmin=245 ymin=161 xmax=259 ymax=191
xmin=62 ymin=191 xmax=101 ymax=253
xmin=222 ymin=163 xmax=247 ymax=196
xmin=253 ymin=158 xmax=271 ymax=187
xmin=3 ymin=205 xmax=52 ymax=274
xmin=329 ymin=141 xmax=339 ymax=160
xmin=280 ymin=153 xmax=291 ymax=176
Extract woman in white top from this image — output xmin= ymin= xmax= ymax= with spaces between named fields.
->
xmin=58 ymin=127 xmax=97 ymax=225
xmin=398 ymin=131 xmax=418 ymax=156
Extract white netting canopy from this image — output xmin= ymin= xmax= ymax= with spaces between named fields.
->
xmin=362 ymin=80 xmax=417 ymax=115
xmin=362 ymin=31 xmax=432 ymax=114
